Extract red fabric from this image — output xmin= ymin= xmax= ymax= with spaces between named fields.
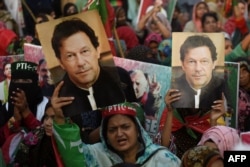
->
xmin=159 ymin=108 xmax=211 ymax=134
xmin=0 ymin=29 xmax=17 ymax=56
xmin=235 ymin=17 xmax=248 ymax=35
xmin=116 ymin=26 xmax=139 ymax=50
xmin=241 ymin=132 xmax=250 ymax=144
xmin=224 ymin=16 xmax=248 ymax=36
xmin=51 ymin=135 xmax=64 ymax=167
xmin=137 ymin=0 xmax=154 ymax=22
xmin=23 ymin=112 xmax=41 ymax=130
xmin=102 ymin=0 xmax=116 ymax=56
xmin=159 ymin=107 xmax=167 ymax=131
xmin=140 ymin=92 xmax=148 ymax=105
xmin=224 ymin=17 xmax=236 ymax=36
xmin=0 ymin=112 xmax=41 ymax=147
xmin=102 ymin=103 xmax=137 ymax=118
xmin=2 ymin=132 xmax=24 ymax=164
xmin=172 ymin=113 xmax=211 ymax=134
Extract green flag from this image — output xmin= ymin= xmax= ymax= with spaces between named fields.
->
xmin=53 ymin=122 xmax=85 ymax=167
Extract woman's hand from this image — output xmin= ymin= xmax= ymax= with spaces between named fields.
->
xmin=10 ymin=88 xmax=31 ymax=118
xmin=210 ymin=93 xmax=226 ymax=126
xmin=165 ymin=89 xmax=181 ymax=111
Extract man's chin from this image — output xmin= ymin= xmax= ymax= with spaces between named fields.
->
xmin=192 ymin=82 xmax=207 ymax=89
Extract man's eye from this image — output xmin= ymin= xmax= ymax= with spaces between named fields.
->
xmin=201 ymin=60 xmax=209 ymax=64
xmin=188 ymin=60 xmax=195 ymax=64
xmin=66 ymin=54 xmax=75 ymax=61
xmin=80 ymin=49 xmax=90 ymax=55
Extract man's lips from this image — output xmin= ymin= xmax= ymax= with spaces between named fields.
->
xmin=192 ymin=75 xmax=205 ymax=78
xmin=76 ymin=69 xmax=90 ymax=74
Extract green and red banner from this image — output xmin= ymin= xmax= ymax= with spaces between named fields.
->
xmin=86 ymin=0 xmax=116 ymax=56
xmin=137 ymin=0 xmax=154 ymax=24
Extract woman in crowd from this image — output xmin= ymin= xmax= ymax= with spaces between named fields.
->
xmin=197 ymin=125 xmax=240 ymax=158
xmin=52 ymin=81 xmax=181 ymax=167
xmin=159 ymin=89 xmax=227 ymax=158
xmin=181 ymin=145 xmax=223 ymax=167
xmin=183 ymin=1 xmax=209 ymax=32
xmin=136 ymin=3 xmax=171 ymax=43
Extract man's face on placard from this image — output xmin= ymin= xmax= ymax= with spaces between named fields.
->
xmin=58 ymin=31 xmax=100 ymax=89
xmin=4 ymin=63 xmax=11 ymax=79
xmin=130 ymin=70 xmax=148 ymax=99
xmin=181 ymin=46 xmax=216 ymax=90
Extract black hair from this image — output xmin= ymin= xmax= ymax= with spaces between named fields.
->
xmin=180 ymin=35 xmax=217 ymax=62
xmin=201 ymin=12 xmax=218 ymax=28
xmin=3 ymin=62 xmax=11 ymax=70
xmin=102 ymin=115 xmax=145 ymax=155
xmin=2 ymin=62 xmax=11 ymax=77
xmin=51 ymin=18 xmax=99 ymax=59
xmin=38 ymin=59 xmax=46 ymax=66
xmin=235 ymin=57 xmax=250 ymax=72
xmin=63 ymin=2 xmax=78 ymax=16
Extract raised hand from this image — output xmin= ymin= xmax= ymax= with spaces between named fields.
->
xmin=10 ymin=88 xmax=29 ymax=113
xmin=165 ymin=89 xmax=181 ymax=111
xmin=210 ymin=93 xmax=226 ymax=126
xmin=147 ymin=74 xmax=161 ymax=95
xmin=50 ymin=81 xmax=74 ymax=124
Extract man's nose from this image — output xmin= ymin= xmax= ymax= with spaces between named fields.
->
xmin=76 ymin=54 xmax=86 ymax=65
xmin=195 ymin=62 xmax=203 ymax=71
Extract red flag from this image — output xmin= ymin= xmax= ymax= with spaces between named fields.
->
xmin=137 ymin=0 xmax=154 ymax=23
xmin=2 ymin=132 xmax=24 ymax=164
xmin=86 ymin=0 xmax=116 ymax=56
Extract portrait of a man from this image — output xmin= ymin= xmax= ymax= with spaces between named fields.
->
xmin=171 ymin=33 xmax=227 ymax=109
xmin=36 ymin=10 xmax=137 ymax=143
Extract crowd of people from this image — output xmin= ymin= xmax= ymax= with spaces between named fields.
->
xmin=0 ymin=0 xmax=250 ymax=166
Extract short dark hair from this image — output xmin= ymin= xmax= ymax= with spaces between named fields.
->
xmin=51 ymin=18 xmax=99 ymax=59
xmin=180 ymin=35 xmax=217 ymax=62
xmin=3 ymin=62 xmax=10 ymax=70
xmin=201 ymin=12 xmax=218 ymax=28
xmin=63 ymin=2 xmax=78 ymax=16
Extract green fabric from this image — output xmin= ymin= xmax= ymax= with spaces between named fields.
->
xmin=166 ymin=0 xmax=177 ymax=22
xmin=232 ymin=0 xmax=238 ymax=6
xmin=53 ymin=121 xmax=85 ymax=167
xmin=0 ymin=149 xmax=6 ymax=167
xmin=3 ymin=80 xmax=8 ymax=103
xmin=225 ymin=43 xmax=248 ymax=62
xmin=88 ymin=0 xmax=108 ymax=24
xmin=173 ymin=109 xmax=197 ymax=139
xmin=173 ymin=109 xmax=212 ymax=139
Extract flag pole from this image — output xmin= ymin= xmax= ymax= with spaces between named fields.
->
xmin=112 ymin=26 xmax=125 ymax=58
